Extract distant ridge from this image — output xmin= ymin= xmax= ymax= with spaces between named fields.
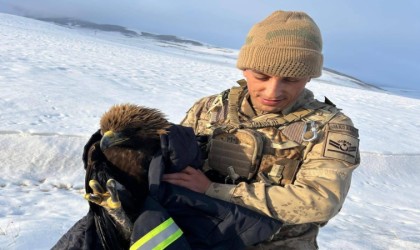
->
xmin=34 ymin=17 xmax=203 ymax=46
xmin=323 ymin=67 xmax=383 ymax=91
xmin=29 ymin=16 xmax=384 ymax=93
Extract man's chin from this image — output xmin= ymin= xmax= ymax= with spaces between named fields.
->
xmin=256 ymin=105 xmax=283 ymax=114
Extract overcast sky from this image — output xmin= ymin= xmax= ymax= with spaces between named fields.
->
xmin=1 ymin=0 xmax=419 ymax=91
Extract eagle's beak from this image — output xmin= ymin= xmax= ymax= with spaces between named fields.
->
xmin=100 ymin=130 xmax=129 ymax=150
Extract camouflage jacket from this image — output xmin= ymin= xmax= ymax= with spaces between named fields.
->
xmin=181 ymin=81 xmax=360 ymax=249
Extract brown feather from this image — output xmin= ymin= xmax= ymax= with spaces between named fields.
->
xmin=99 ymin=103 xmax=170 ymax=190
xmin=100 ymin=103 xmax=170 ymax=138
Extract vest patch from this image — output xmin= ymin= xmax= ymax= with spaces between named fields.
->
xmin=282 ymin=121 xmax=306 ymax=144
xmin=322 ymin=131 xmax=359 ymax=164
xmin=327 ymin=123 xmax=359 ymax=137
xmin=208 ymin=129 xmax=264 ymax=180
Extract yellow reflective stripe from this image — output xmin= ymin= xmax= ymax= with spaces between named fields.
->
xmin=130 ymin=218 xmax=182 ymax=250
xmin=153 ymin=228 xmax=183 ymax=250
xmin=130 ymin=218 xmax=174 ymax=249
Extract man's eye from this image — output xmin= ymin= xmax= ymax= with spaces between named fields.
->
xmin=284 ymin=78 xmax=299 ymax=82
xmin=254 ymin=75 xmax=270 ymax=81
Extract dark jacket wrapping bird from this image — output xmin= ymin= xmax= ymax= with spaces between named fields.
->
xmin=52 ymin=104 xmax=282 ymax=250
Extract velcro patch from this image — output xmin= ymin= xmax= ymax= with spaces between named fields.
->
xmin=282 ymin=121 xmax=306 ymax=144
xmin=322 ymin=131 xmax=359 ymax=164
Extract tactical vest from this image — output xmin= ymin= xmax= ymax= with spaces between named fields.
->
xmin=200 ymin=82 xmax=340 ymax=186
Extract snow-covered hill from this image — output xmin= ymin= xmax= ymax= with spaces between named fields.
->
xmin=0 ymin=13 xmax=419 ymax=249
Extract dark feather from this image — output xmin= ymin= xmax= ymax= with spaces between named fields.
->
xmin=74 ymin=104 xmax=171 ymax=250
xmin=100 ymin=103 xmax=170 ymax=139
xmin=98 ymin=103 xmax=170 ymax=196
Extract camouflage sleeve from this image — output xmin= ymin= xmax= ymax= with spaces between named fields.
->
xmin=180 ymin=95 xmax=217 ymax=134
xmin=205 ymin=113 xmax=360 ymax=225
xmin=180 ymin=102 xmax=198 ymax=128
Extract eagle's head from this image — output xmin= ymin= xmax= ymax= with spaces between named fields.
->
xmin=99 ymin=104 xmax=171 ymax=151
xmin=95 ymin=104 xmax=171 ymax=205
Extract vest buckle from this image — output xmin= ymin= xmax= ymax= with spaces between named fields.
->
xmin=302 ymin=121 xmax=319 ymax=142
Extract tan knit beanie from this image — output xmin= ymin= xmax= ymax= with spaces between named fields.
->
xmin=237 ymin=10 xmax=323 ymax=78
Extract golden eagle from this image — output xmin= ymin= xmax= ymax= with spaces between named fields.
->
xmin=99 ymin=103 xmax=170 ymax=187
xmin=54 ymin=103 xmax=282 ymax=250
xmin=83 ymin=103 xmax=171 ymax=249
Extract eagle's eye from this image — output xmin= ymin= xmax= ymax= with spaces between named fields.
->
xmin=123 ymin=127 xmax=139 ymax=135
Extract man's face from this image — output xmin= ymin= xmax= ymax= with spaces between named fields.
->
xmin=243 ymin=69 xmax=310 ymax=113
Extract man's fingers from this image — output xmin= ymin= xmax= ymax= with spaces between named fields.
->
xmin=89 ymin=179 xmax=105 ymax=194
xmin=182 ymin=166 xmax=197 ymax=174
xmin=161 ymin=173 xmax=178 ymax=180
xmin=162 ymin=166 xmax=211 ymax=193
xmin=163 ymin=177 xmax=186 ymax=185
xmin=162 ymin=166 xmax=198 ymax=181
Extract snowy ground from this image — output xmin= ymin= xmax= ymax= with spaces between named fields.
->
xmin=0 ymin=13 xmax=419 ymax=249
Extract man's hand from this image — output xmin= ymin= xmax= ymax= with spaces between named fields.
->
xmin=84 ymin=179 xmax=121 ymax=210
xmin=162 ymin=166 xmax=212 ymax=193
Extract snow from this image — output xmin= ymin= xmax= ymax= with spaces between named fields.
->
xmin=0 ymin=13 xmax=419 ymax=249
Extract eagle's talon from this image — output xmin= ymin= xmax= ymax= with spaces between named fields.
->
xmin=84 ymin=193 xmax=103 ymax=204
xmin=89 ymin=179 xmax=105 ymax=194
xmin=106 ymin=179 xmax=122 ymax=209
xmin=84 ymin=179 xmax=120 ymax=209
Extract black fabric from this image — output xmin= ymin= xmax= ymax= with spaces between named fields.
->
xmin=83 ymin=142 xmax=139 ymax=250
xmin=157 ymin=184 xmax=282 ymax=249
xmin=53 ymin=131 xmax=139 ymax=250
xmin=52 ymin=212 xmax=102 ymax=250
xmin=324 ymin=96 xmax=336 ymax=107
xmin=82 ymin=129 xmax=102 ymax=169
xmin=160 ymin=124 xmax=203 ymax=172
xmin=53 ymin=125 xmax=282 ymax=250
xmin=131 ymin=196 xmax=191 ymax=250
xmin=147 ymin=125 xmax=283 ymax=249
xmin=149 ymin=125 xmax=202 ymax=199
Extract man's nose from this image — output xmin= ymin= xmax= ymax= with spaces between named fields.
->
xmin=265 ymin=78 xmax=284 ymax=96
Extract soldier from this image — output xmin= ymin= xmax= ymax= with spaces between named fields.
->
xmin=163 ymin=10 xmax=360 ymax=249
